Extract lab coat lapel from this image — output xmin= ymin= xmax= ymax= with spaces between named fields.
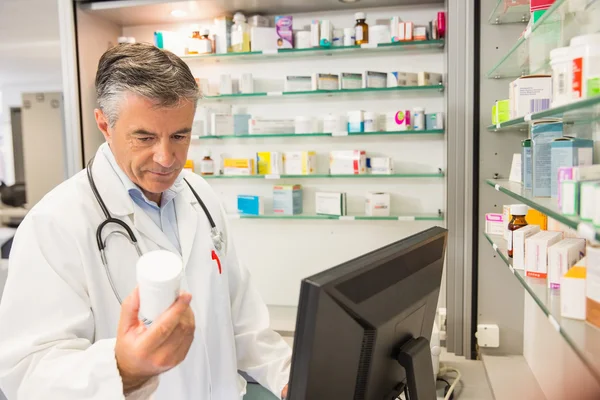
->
xmin=174 ymin=186 xmax=198 ymax=269
xmin=131 ymin=207 xmax=180 ymax=255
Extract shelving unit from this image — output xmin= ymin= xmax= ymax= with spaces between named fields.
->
xmin=483 ymin=233 xmax=600 ymax=383
xmin=488 ymin=0 xmax=530 ymax=25
xmin=194 ymin=130 xmax=445 ymax=140
xmin=230 ymin=213 xmax=444 ymax=221
xmin=182 ymin=39 xmax=445 ymax=62
xmin=203 ymin=85 xmax=444 ymax=100
xmin=204 ymin=172 xmax=445 ymax=180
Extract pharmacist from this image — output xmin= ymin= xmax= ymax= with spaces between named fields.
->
xmin=0 ymin=43 xmax=291 ymax=400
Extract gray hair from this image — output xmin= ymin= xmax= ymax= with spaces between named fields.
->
xmin=95 ymin=42 xmax=201 ymax=127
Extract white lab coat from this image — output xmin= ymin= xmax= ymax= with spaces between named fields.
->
xmin=0 ymin=145 xmax=292 ymax=400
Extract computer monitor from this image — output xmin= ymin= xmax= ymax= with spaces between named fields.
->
xmin=287 ymin=226 xmax=447 ymax=400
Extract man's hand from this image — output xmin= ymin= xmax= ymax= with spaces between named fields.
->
xmin=282 ymin=384 xmax=288 ymax=399
xmin=115 ymin=287 xmax=195 ymax=394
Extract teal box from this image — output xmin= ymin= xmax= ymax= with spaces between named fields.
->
xmin=234 ymin=114 xmax=251 ymax=136
xmin=531 ymin=121 xmax=563 ymax=197
xmin=273 ymin=184 xmax=303 ymax=215
xmin=522 ymin=139 xmax=532 ymax=190
xmin=550 ymin=137 xmax=594 ymax=197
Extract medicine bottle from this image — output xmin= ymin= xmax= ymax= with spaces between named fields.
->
xmin=198 ymin=29 xmax=213 ymax=54
xmin=508 ymin=204 xmax=528 ymax=258
xmin=231 ymin=12 xmax=250 ymax=53
xmin=188 ymin=31 xmax=202 ymax=55
xmin=200 ymin=149 xmax=215 ymax=176
xmin=354 ymin=12 xmax=369 ymax=45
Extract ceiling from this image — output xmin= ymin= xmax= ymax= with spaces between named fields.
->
xmin=0 ymin=0 xmax=62 ymax=87
xmin=79 ymin=0 xmax=441 ymax=26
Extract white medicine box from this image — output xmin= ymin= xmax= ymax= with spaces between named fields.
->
xmin=366 ymin=192 xmax=390 ymax=217
xmin=509 ymin=75 xmax=551 ymax=119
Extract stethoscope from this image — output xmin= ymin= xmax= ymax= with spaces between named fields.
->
xmin=86 ymin=158 xmax=225 ymax=305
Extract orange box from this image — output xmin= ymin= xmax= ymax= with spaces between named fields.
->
xmin=526 ymin=208 xmax=547 ymax=230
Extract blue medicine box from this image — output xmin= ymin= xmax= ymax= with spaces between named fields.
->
xmin=237 ymin=195 xmax=264 ymax=215
xmin=273 ymin=185 xmax=303 ymax=215
xmin=550 ymin=137 xmax=594 ymax=197
xmin=531 ymin=122 xmax=563 ymax=197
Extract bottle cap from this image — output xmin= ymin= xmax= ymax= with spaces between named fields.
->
xmin=233 ymin=12 xmax=246 ymax=22
xmin=510 ymin=204 xmax=528 ymax=216
xmin=203 ymin=148 xmax=212 ymax=157
xmin=201 ymin=28 xmax=210 ymax=35
xmin=355 ymin=12 xmax=366 ymax=20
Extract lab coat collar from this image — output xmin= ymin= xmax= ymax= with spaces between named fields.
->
xmin=174 ymin=179 xmax=199 ymax=268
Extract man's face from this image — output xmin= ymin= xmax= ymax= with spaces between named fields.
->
xmin=95 ymin=94 xmax=195 ymax=198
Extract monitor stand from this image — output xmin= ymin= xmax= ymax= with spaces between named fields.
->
xmin=395 ymin=337 xmax=437 ymax=400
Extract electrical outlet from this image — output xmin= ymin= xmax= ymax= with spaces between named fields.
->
xmin=476 ymin=324 xmax=500 ymax=348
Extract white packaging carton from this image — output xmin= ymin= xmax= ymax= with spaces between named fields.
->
xmin=525 ymin=231 xmax=563 ymax=278
xmin=316 ymin=192 xmax=347 ymax=216
xmin=509 ymin=75 xmax=552 ymax=118
xmin=548 ymin=238 xmax=586 ymax=289
xmin=561 ymin=264 xmax=587 ymax=320
xmin=330 ymin=150 xmax=367 ymax=175
xmin=365 ymin=192 xmax=391 ymax=217
xmin=513 ymin=225 xmax=541 ymax=270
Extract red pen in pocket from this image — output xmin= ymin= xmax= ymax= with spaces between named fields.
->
xmin=212 ymin=250 xmax=222 ymax=274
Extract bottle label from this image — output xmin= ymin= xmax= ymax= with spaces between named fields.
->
xmin=572 ymin=57 xmax=583 ymax=99
xmin=199 ymin=40 xmax=212 ymax=54
xmin=232 ymin=31 xmax=243 ymax=46
xmin=508 ymin=231 xmax=513 ymax=252
xmin=356 ymin=26 xmax=363 ymax=41
xmin=200 ymin=160 xmax=214 ymax=174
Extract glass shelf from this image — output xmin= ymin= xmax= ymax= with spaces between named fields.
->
xmin=487 ymin=96 xmax=600 ymax=132
xmin=181 ymin=40 xmax=445 ymax=63
xmin=483 ymin=233 xmax=600 ymax=384
xmin=204 ymin=172 xmax=445 ymax=180
xmin=195 ymin=130 xmax=445 ymax=140
xmin=203 ymin=85 xmax=444 ymax=100
xmin=230 ymin=213 xmax=444 ymax=221
xmin=489 ymin=0 xmax=531 ymax=24
xmin=486 ymin=179 xmax=600 ymax=241
xmin=486 ymin=0 xmax=600 ymax=79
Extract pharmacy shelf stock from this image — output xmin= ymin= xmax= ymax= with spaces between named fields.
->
xmin=228 ymin=213 xmax=444 ymax=221
xmin=181 ymin=40 xmax=445 ymax=63
xmin=194 ymin=130 xmax=445 ymax=140
xmin=486 ymin=179 xmax=600 ymax=241
xmin=483 ymin=233 xmax=600 ymax=384
xmin=488 ymin=0 xmax=530 ymax=24
xmin=203 ymin=85 xmax=444 ymax=101
xmin=486 ymin=0 xmax=571 ymax=79
xmin=487 ymin=96 xmax=600 ymax=132
xmin=204 ymin=172 xmax=445 ymax=180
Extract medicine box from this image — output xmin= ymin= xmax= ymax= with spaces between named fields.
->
xmin=275 ymin=16 xmax=293 ymax=49
xmin=330 ymin=150 xmax=367 ymax=175
xmin=531 ymin=121 xmax=563 ymax=197
xmin=249 ymin=15 xmax=269 ymax=27
xmin=316 ymin=192 xmax=347 ymax=216
xmin=391 ymin=72 xmax=418 ymax=87
xmin=525 ymin=231 xmax=563 ymax=278
xmin=256 ymin=152 xmax=283 ymax=175
xmin=312 ymin=73 xmax=339 ymax=91
xmin=362 ymin=71 xmax=388 ymax=89
xmin=425 ymin=113 xmax=444 ymax=130
xmin=548 ymin=238 xmax=586 ymax=289
xmin=283 ymin=151 xmax=317 ymax=175
xmin=184 ymin=160 xmax=194 ymax=172
xmin=237 ymin=195 xmax=264 ymax=216
xmin=526 ymin=208 xmax=548 ymax=230
xmin=561 ymin=266 xmax=587 ymax=320
xmin=224 ymin=158 xmax=255 ymax=176
xmin=492 ymin=99 xmax=510 ymax=125
xmin=250 ymin=27 xmax=277 ymax=52
xmin=211 ymin=114 xmax=234 ymax=136
xmin=249 ymin=118 xmax=295 ymax=135
xmin=214 ymin=16 xmax=233 ymax=54
xmin=418 ymin=72 xmax=442 ymax=86
xmin=485 ymin=213 xmax=504 ymax=235
xmin=370 ymin=157 xmax=393 ymax=175
xmin=284 ymin=76 xmax=312 ymax=92
xmin=580 ymin=181 xmax=600 ymax=222
xmin=587 ymin=244 xmax=600 ymax=328
xmin=385 ymin=110 xmax=411 ymax=131
xmin=347 ymin=110 xmax=364 ymax=133
xmin=595 ymin=185 xmax=600 ymax=228
xmin=273 ymin=185 xmax=303 ymax=215
xmin=234 ymin=114 xmax=251 ymax=135
xmin=240 ymin=73 xmax=254 ymax=94
xmin=522 ymin=139 xmax=532 ymax=189
xmin=531 ymin=0 xmax=555 ymax=11
xmin=509 ymin=75 xmax=551 ymax=118
xmin=550 ymin=137 xmax=594 ymax=197
xmin=340 ymin=73 xmax=362 ymax=90
xmin=219 ymin=74 xmax=233 ymax=95
xmin=366 ymin=192 xmax=391 ymax=217
xmin=513 ymin=225 xmax=541 ymax=270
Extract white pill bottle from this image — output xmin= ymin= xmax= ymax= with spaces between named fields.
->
xmin=137 ymin=250 xmax=183 ymax=322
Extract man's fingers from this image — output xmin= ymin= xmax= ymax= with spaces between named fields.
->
xmin=138 ymin=292 xmax=193 ymax=351
xmin=118 ymin=287 xmax=141 ymax=336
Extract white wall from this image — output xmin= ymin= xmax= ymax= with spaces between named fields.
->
xmin=124 ymin=4 xmax=447 ymax=306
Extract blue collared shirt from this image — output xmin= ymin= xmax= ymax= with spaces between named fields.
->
xmin=101 ymin=143 xmax=183 ymax=254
